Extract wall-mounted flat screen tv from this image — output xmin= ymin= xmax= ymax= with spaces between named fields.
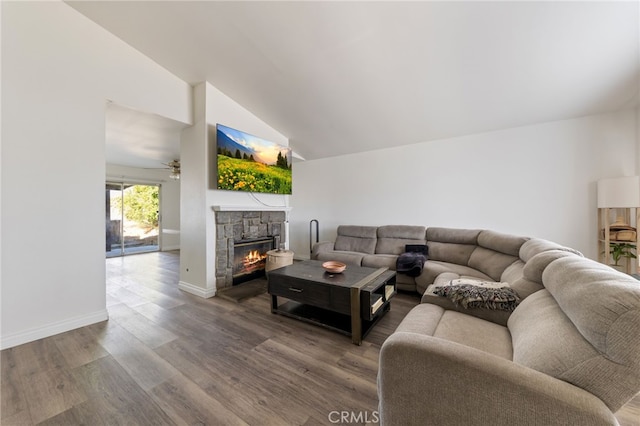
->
xmin=215 ymin=124 xmax=292 ymax=194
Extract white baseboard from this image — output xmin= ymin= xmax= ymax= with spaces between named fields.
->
xmin=0 ymin=309 xmax=109 ymax=350
xmin=178 ymin=281 xmax=216 ymax=298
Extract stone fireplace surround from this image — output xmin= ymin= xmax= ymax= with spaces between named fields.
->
xmin=214 ymin=209 xmax=287 ymax=290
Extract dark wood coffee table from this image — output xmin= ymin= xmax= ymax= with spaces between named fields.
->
xmin=267 ymin=260 xmax=396 ymax=345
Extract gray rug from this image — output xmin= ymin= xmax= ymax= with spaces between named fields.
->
xmin=217 ymin=278 xmax=267 ymax=303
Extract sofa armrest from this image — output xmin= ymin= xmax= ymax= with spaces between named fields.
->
xmin=378 ymin=332 xmax=617 ymax=425
xmin=311 ymin=241 xmax=334 ymax=259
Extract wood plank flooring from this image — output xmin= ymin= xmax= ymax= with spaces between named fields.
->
xmin=1 ymin=251 xmax=638 ymax=425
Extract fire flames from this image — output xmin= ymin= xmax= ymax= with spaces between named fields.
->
xmin=242 ymin=250 xmax=267 ymax=271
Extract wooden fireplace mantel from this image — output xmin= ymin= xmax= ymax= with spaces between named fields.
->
xmin=212 ymin=205 xmax=292 ymax=212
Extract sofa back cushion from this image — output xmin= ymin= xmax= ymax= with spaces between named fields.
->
xmin=467 ymin=231 xmax=527 ymax=281
xmin=508 ymin=256 xmax=640 ymax=411
xmin=519 ymin=238 xmax=583 ymax=262
xmin=509 ymin=277 xmax=543 ymax=300
xmin=522 ymin=249 xmax=577 ymax=284
xmin=477 ymin=230 xmax=528 ymax=257
xmin=426 ymin=228 xmax=480 ymax=265
xmin=503 ymin=250 xmax=578 ymax=301
xmin=426 ymin=227 xmax=480 ymax=245
xmin=500 ymin=260 xmax=524 ymax=283
xmin=375 ymin=225 xmax=426 ymax=255
xmin=427 ymin=242 xmax=476 ymax=265
xmin=468 ymin=248 xmax=518 ymax=281
xmin=334 ymin=225 xmax=378 ymax=254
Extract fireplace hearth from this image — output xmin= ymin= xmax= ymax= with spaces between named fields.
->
xmin=232 ymin=237 xmax=274 ymax=285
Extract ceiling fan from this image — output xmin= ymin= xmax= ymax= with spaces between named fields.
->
xmin=145 ymin=159 xmax=180 ymax=180
xmin=166 ymin=159 xmax=180 ymax=180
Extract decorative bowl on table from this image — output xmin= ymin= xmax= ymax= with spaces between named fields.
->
xmin=322 ymin=261 xmax=346 ymax=274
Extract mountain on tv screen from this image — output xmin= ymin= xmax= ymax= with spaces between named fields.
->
xmin=215 ymin=124 xmax=292 ymax=195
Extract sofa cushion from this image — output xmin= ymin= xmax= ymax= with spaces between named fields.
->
xmin=519 ymin=238 xmax=583 ymax=262
xmin=433 ymin=310 xmax=513 ymax=360
xmin=427 ymin=241 xmax=476 ymax=265
xmin=375 ymin=225 xmax=426 ymax=255
xmin=334 ymin=225 xmax=377 ymax=254
xmin=426 ymin=227 xmax=481 ymax=244
xmin=499 ymin=260 xmax=544 ymax=300
xmin=509 ymin=277 xmax=544 ymax=301
xmin=424 ymin=261 xmax=492 ymax=282
xmin=468 ymin=247 xmax=518 ymax=281
xmin=522 ymin=250 xmax=577 ymax=283
xmin=477 ymin=230 xmax=528 ymax=257
xmin=362 ymin=254 xmax=397 ymax=270
xmin=500 ymin=260 xmax=524 ymax=283
xmin=316 ymin=250 xmax=365 ymax=266
xmin=395 ymin=304 xmax=513 ymax=360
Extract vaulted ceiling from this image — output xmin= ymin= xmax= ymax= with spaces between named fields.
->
xmin=68 ymin=1 xmax=639 ymax=164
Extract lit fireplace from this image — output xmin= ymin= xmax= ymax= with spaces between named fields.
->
xmin=242 ymin=250 xmax=267 ymax=271
xmin=232 ymin=237 xmax=274 ymax=285
xmin=214 ymin=209 xmax=286 ymax=290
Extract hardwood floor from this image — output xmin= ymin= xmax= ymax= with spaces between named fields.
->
xmin=1 ymin=251 xmax=638 ymax=425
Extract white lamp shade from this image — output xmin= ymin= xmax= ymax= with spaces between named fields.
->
xmin=597 ymin=176 xmax=640 ymax=208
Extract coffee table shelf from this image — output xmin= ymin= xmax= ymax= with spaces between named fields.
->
xmin=274 ymin=301 xmax=352 ymax=335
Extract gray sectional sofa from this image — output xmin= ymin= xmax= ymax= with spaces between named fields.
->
xmin=312 ymin=225 xmax=578 ymax=324
xmin=311 ymin=225 xmax=640 ymax=425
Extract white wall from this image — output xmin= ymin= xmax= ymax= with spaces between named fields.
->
xmin=1 ymin=2 xmax=192 ymax=349
xmin=290 ymin=110 xmax=637 ymax=260
xmin=178 ymin=83 xmax=289 ymax=296
xmin=106 ymin=164 xmax=181 ymax=251
xmin=178 ymin=84 xmax=210 ymax=296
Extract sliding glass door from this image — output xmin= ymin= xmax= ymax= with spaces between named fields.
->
xmin=106 ymin=182 xmax=160 ymax=257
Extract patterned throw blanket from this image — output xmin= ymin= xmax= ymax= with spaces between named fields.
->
xmin=428 ymin=279 xmax=521 ymax=311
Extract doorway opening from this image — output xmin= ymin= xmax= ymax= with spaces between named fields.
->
xmin=106 ymin=182 xmax=160 ymax=257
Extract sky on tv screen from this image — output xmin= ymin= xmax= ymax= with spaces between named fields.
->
xmin=216 ymin=124 xmax=291 ymax=165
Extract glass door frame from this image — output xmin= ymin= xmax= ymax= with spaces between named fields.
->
xmin=106 ymin=180 xmax=162 ymax=257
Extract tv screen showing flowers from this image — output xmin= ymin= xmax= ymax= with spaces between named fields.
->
xmin=215 ymin=124 xmax=292 ymax=194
